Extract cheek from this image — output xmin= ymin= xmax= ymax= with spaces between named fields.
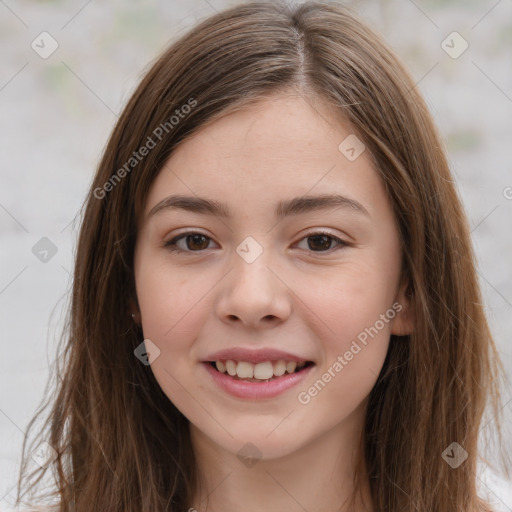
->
xmin=289 ymin=256 xmax=398 ymax=413
xmin=135 ymin=255 xmax=219 ymax=358
xmin=295 ymin=259 xmax=398 ymax=348
xmin=134 ymin=257 xmax=211 ymax=409
xmin=294 ymin=271 xmax=393 ymax=417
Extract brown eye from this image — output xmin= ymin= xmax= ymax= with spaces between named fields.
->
xmin=164 ymin=233 xmax=214 ymax=253
xmin=307 ymin=234 xmax=334 ymax=251
xmin=185 ymin=234 xmax=211 ymax=251
xmin=296 ymin=232 xmax=348 ymax=253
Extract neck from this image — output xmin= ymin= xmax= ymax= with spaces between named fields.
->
xmin=188 ymin=405 xmax=374 ymax=512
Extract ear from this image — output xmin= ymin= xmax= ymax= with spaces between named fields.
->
xmin=390 ymin=279 xmax=414 ymax=336
xmin=128 ymin=298 xmax=141 ymax=325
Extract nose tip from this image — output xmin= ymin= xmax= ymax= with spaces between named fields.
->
xmin=216 ymin=251 xmax=292 ymax=328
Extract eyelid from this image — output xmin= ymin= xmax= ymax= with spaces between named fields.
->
xmin=300 ymin=227 xmax=345 ymax=240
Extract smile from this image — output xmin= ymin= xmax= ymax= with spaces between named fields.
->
xmin=203 ymin=360 xmax=315 ymax=399
xmin=212 ymin=359 xmax=312 ymax=381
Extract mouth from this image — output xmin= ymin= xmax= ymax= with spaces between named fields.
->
xmin=207 ymin=359 xmax=315 ymax=383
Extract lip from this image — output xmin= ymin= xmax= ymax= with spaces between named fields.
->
xmin=202 ymin=361 xmax=315 ymax=400
xmin=204 ymin=348 xmax=312 ymax=364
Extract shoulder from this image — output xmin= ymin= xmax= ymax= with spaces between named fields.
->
xmin=477 ymin=462 xmax=512 ymax=512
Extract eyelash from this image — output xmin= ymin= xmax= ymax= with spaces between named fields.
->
xmin=163 ymin=230 xmax=349 ymax=255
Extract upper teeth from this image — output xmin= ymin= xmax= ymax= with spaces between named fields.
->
xmin=215 ymin=360 xmax=306 ymax=380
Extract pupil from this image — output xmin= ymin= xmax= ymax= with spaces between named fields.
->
xmin=308 ymin=234 xmax=331 ymax=251
xmin=188 ymin=234 xmax=209 ymax=250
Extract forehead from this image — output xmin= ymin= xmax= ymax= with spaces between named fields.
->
xmin=180 ymin=93 xmax=348 ymax=166
xmin=142 ymin=93 xmax=386 ymax=222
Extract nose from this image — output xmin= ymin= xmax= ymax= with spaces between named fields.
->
xmin=215 ymin=246 xmax=292 ymax=328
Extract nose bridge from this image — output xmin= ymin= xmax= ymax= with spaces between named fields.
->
xmin=231 ymin=234 xmax=277 ymax=297
xmin=215 ymin=234 xmax=291 ymax=325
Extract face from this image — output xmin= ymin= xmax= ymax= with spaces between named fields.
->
xmin=133 ymin=92 xmax=411 ymax=462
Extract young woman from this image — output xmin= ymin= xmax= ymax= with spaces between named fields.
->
xmin=15 ymin=1 xmax=509 ymax=511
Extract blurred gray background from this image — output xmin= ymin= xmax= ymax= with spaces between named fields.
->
xmin=1 ymin=0 xmax=511 ymax=509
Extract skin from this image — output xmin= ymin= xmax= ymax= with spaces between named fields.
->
xmin=133 ymin=91 xmax=413 ymax=512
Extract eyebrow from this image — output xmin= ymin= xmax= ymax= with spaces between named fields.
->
xmin=147 ymin=193 xmax=370 ymax=220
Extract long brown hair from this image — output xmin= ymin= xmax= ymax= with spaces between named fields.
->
xmin=15 ymin=1 xmax=509 ymax=510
